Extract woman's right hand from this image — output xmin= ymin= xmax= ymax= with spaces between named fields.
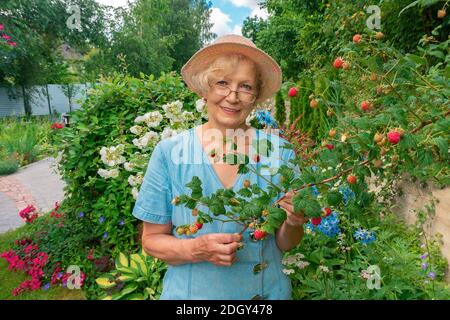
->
xmin=189 ymin=233 xmax=242 ymax=266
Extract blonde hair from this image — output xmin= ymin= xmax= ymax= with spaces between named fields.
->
xmin=191 ymin=54 xmax=264 ymax=102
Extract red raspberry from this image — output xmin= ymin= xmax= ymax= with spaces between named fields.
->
xmin=333 ymin=57 xmax=344 ymax=69
xmin=387 ymin=131 xmax=401 ymax=145
xmin=311 ymin=217 xmax=322 ymax=226
xmin=288 ymin=87 xmax=298 ymax=97
xmin=253 ymin=230 xmax=267 ymax=240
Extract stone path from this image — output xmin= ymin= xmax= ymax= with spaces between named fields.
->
xmin=0 ymin=157 xmax=65 ymax=233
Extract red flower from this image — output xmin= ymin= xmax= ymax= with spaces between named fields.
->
xmin=18 ymin=205 xmax=39 ymax=223
xmin=50 ymin=123 xmax=64 ymax=129
xmin=8 ymin=41 xmax=16 ymax=47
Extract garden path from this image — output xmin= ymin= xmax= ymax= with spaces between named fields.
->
xmin=0 ymin=157 xmax=65 ymax=233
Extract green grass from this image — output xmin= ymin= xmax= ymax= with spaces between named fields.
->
xmin=0 ymin=115 xmax=61 ymax=172
xmin=0 ymin=226 xmax=85 ymax=300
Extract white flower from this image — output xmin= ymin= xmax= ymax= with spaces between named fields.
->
xmin=162 ymin=100 xmax=183 ymax=115
xmin=295 ymin=261 xmax=310 ymax=269
xmin=294 ymin=253 xmax=305 ymax=259
xmin=195 ymin=98 xmax=206 ymax=113
xmin=318 ymin=265 xmax=330 ymax=273
xmin=282 ymin=256 xmax=297 ymax=266
xmin=97 ymin=168 xmax=119 ymax=179
xmin=100 ymin=145 xmax=126 ymax=167
xmin=130 ymin=125 xmax=144 ymax=135
xmin=134 ymin=115 xmax=146 ymax=123
xmin=132 ymin=187 xmax=139 ymax=200
xmin=128 ymin=172 xmax=143 ymax=187
xmin=143 ymin=111 xmax=163 ymax=128
xmin=109 ymin=168 xmax=119 ymax=178
xmin=161 ymin=127 xmax=178 ymax=140
xmin=133 ymin=131 xmax=159 ymax=149
xmin=124 ymin=162 xmax=135 ymax=172
xmin=282 ymin=268 xmax=295 ymax=275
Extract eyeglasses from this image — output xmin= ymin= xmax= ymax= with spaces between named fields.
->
xmin=210 ymin=81 xmax=257 ymax=104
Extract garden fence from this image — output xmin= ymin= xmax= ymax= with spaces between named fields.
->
xmin=0 ymin=84 xmax=89 ymax=117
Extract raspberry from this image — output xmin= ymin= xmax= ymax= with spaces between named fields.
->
xmin=311 ymin=217 xmax=322 ymax=226
xmin=333 ymin=57 xmax=344 ymax=69
xmin=387 ymin=131 xmax=401 ymax=145
xmin=352 ymin=34 xmax=362 ymax=43
xmin=254 ymin=230 xmax=267 ymax=240
xmin=288 ymin=87 xmax=298 ymax=97
xmin=347 ymin=175 xmax=357 ymax=184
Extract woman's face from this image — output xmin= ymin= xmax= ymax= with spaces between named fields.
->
xmin=203 ymin=59 xmax=258 ymax=130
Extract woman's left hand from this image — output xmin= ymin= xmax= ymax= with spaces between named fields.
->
xmin=278 ymin=190 xmax=309 ymax=227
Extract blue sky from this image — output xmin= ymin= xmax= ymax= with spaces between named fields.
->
xmin=95 ymin=0 xmax=268 ymax=38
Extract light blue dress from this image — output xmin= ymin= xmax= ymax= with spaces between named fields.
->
xmin=132 ymin=126 xmax=296 ymax=300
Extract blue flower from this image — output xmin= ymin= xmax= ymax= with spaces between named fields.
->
xmin=306 ymin=212 xmax=341 ymax=238
xmin=119 ymin=220 xmax=125 ymax=226
xmin=428 ymin=272 xmax=436 ymax=280
xmin=42 ymin=283 xmax=50 ymax=290
xmin=255 ymin=110 xmax=278 ymax=128
xmin=99 ymin=216 xmax=105 ymax=223
xmin=78 ymin=212 xmax=85 ymax=218
xmin=103 ymin=232 xmax=108 ymax=239
xmin=311 ymin=185 xmax=320 ymax=198
xmin=353 ymin=228 xmax=376 ymax=244
xmin=339 ymin=185 xmax=356 ymax=205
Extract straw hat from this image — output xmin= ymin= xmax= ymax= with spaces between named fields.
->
xmin=181 ymin=34 xmax=282 ymax=104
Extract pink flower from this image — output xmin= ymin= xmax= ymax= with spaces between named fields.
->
xmin=0 ymin=24 xmax=4 ymax=31
xmin=2 ymin=34 xmax=10 ymax=41
xmin=8 ymin=41 xmax=16 ymax=47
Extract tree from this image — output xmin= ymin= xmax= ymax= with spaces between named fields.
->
xmin=84 ymin=0 xmax=215 ymax=79
xmin=0 ymin=0 xmax=108 ymax=115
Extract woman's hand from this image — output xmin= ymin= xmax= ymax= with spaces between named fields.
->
xmin=278 ymin=190 xmax=309 ymax=227
xmin=190 ymin=233 xmax=242 ymax=267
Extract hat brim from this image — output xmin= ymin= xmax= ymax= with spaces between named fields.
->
xmin=181 ymin=42 xmax=282 ymax=104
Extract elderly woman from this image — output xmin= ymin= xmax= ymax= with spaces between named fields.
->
xmin=132 ymin=35 xmax=307 ymax=300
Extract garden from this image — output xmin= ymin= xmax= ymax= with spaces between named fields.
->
xmin=0 ymin=0 xmax=449 ymax=300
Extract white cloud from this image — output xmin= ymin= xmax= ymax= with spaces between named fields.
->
xmin=210 ymin=7 xmax=242 ymax=38
xmin=229 ymin=0 xmax=260 ymax=9
xmin=95 ymin=0 xmax=134 ymax=8
xmin=228 ymin=0 xmax=268 ymax=19
xmin=250 ymin=7 xmax=268 ymax=19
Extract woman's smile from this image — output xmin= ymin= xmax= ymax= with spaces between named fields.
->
xmin=220 ymin=106 xmax=241 ymax=115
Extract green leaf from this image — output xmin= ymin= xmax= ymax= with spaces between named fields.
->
xmin=433 ymin=137 xmax=448 ymax=159
xmin=327 ymin=191 xmax=343 ymax=206
xmin=238 ymin=164 xmax=250 ymax=174
xmin=116 ymin=252 xmax=129 ymax=268
xmin=268 ymin=206 xmax=287 ymax=223
xmin=238 ymin=188 xmax=252 ymax=198
xmin=95 ymin=276 xmax=116 ymax=289
xmin=185 ymin=176 xmax=203 ymax=199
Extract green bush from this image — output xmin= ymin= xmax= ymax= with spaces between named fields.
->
xmin=0 ymin=155 xmax=19 ymax=175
